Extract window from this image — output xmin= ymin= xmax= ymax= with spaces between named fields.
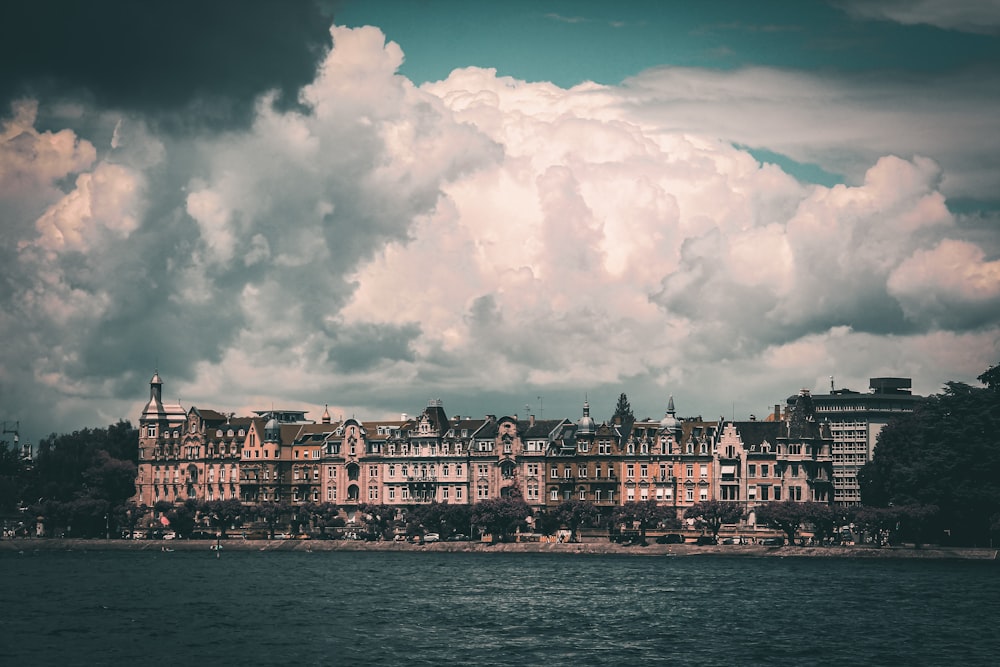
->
xmin=388 ymin=464 xmax=395 ymax=478
xmin=388 ymin=487 xmax=396 ymax=501
xmin=699 ymin=464 xmax=707 ymax=478
xmin=685 ymin=489 xmax=693 ymax=501
xmin=368 ymin=465 xmax=378 ymax=478
xmin=773 ymin=486 xmax=781 ymax=501
xmin=564 ymin=467 xmax=571 ymax=478
xmin=478 ymin=464 xmax=489 ymax=478
xmin=456 ymin=464 xmax=463 ymax=477
xmin=595 ymin=490 xmax=603 ymax=502
xmin=369 ymin=486 xmax=378 ymax=500
xmin=748 ymin=486 xmax=757 ymax=500
xmin=401 ymin=487 xmax=409 ymax=501
xmin=640 ymin=464 xmax=648 ymax=478
xmin=456 ymin=487 xmax=463 ymax=500
xmin=760 ymin=485 xmax=770 ymax=501
xmin=578 ymin=465 xmax=587 ymax=478
xmin=528 ymin=484 xmax=539 ymax=499
xmin=664 ymin=488 xmax=673 ymax=500
xmin=442 ymin=487 xmax=449 ymax=500
xmin=699 ymin=488 xmax=708 ymax=501
xmin=761 ymin=464 xmax=769 ymax=478
xmin=685 ymin=464 xmax=693 ymax=478
xmin=527 ymin=463 xmax=539 ymax=477
xmin=578 ymin=440 xmax=589 ymax=452
xmin=748 ymin=464 xmax=756 ymax=478
xmin=550 ymin=489 xmax=559 ymax=501
xmin=626 ymin=464 xmax=635 ymax=479
xmin=579 ymin=489 xmax=587 ymax=501
xmin=550 ymin=468 xmax=558 ymax=479
xmin=640 ymin=488 xmax=648 ymax=500
xmin=477 ymin=485 xmax=489 ymax=499
xmin=442 ymin=464 xmax=450 ymax=477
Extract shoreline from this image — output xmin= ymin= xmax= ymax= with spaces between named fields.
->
xmin=2 ymin=538 xmax=997 ymax=560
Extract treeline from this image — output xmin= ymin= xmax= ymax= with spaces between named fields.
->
xmin=858 ymin=362 xmax=1000 ymax=547
xmin=0 ymin=420 xmax=138 ymax=537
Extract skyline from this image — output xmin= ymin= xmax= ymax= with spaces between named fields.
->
xmin=2 ymin=1 xmax=998 ymax=443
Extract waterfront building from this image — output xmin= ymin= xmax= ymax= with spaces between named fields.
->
xmin=134 ymin=372 xmax=833 ymax=535
xmin=544 ymin=402 xmax=621 ymax=510
xmin=714 ymin=389 xmax=835 ymax=524
xmin=794 ymin=377 xmax=923 ymax=505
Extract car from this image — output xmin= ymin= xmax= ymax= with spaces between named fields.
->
xmin=423 ymin=533 xmax=440 ymax=543
xmin=761 ymin=537 xmax=784 ymax=546
xmin=696 ymin=535 xmax=717 ymax=546
xmin=447 ymin=534 xmax=468 ymax=541
xmin=656 ymin=533 xmax=685 ymax=544
xmin=162 ymin=531 xmax=177 ymax=540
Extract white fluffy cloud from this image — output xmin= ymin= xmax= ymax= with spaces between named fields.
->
xmin=2 ymin=24 xmax=998 ymax=439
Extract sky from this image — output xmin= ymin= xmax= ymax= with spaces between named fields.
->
xmin=2 ymin=0 xmax=999 ymax=444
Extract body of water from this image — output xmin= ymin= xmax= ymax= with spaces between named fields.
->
xmin=2 ymin=549 xmax=999 ymax=665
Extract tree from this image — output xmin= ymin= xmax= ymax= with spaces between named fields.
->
xmin=553 ymin=500 xmax=600 ymax=542
xmin=612 ymin=393 xmax=635 ymax=423
xmin=859 ymin=364 xmax=1000 ymax=546
xmin=755 ymin=501 xmax=812 ymax=545
xmin=684 ymin=500 xmax=744 ymax=540
xmin=471 ymin=493 xmax=531 ymax=542
xmin=612 ymin=500 xmax=672 ymax=544
xmin=201 ymin=498 xmax=243 ymax=538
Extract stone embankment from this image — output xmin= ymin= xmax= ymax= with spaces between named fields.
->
xmin=2 ymin=538 xmax=998 ymax=560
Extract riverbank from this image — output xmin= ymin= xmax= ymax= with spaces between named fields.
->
xmin=2 ymin=537 xmax=997 ymax=559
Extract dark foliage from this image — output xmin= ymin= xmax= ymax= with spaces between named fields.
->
xmin=858 ymin=364 xmax=1000 ymax=546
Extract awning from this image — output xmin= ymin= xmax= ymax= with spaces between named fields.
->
xmin=721 ymin=465 xmax=737 ymax=475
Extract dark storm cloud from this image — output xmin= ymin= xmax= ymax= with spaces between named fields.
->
xmin=0 ymin=0 xmax=332 ymax=127
xmin=326 ymin=323 xmax=421 ymax=373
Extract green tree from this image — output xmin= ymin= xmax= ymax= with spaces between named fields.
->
xmin=612 ymin=500 xmax=671 ymax=544
xmin=858 ymin=365 xmax=1000 ymax=546
xmin=684 ymin=500 xmax=744 ymax=540
xmin=612 ymin=393 xmax=635 ymax=423
xmin=471 ymin=493 xmax=531 ymax=542
xmin=201 ymin=499 xmax=243 ymax=538
xmin=755 ymin=501 xmax=812 ymax=545
xmin=553 ymin=499 xmax=600 ymax=542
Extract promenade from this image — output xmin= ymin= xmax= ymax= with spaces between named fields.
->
xmin=2 ymin=537 xmax=997 ymax=560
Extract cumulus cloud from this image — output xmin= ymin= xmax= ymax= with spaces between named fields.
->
xmin=1 ymin=23 xmax=997 ymax=441
xmin=619 ymin=65 xmax=1000 ymax=202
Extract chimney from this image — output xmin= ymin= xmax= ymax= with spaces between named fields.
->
xmin=529 ymin=414 xmax=535 ymax=427
xmin=774 ymin=404 xmax=781 ymax=421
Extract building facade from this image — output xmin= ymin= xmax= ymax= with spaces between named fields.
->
xmin=794 ymin=377 xmax=923 ymax=505
xmin=135 ymin=373 xmax=838 ymax=529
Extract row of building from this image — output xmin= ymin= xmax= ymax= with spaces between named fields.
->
xmin=135 ymin=373 xmax=922 ymax=519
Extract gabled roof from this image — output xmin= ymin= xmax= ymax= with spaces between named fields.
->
xmin=729 ymin=421 xmax=782 ymax=449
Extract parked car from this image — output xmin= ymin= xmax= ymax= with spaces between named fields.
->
xmin=447 ymin=533 xmax=468 ymax=541
xmin=696 ymin=535 xmax=717 ymax=546
xmin=761 ymin=537 xmax=784 ymax=546
xmin=656 ymin=534 xmax=685 ymax=544
xmin=162 ymin=531 xmax=177 ymax=540
xmin=423 ymin=533 xmax=440 ymax=543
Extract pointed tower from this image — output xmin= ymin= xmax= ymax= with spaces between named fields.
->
xmin=576 ymin=398 xmax=596 ymax=436
xmin=659 ymin=395 xmax=682 ymax=453
xmin=322 ymin=404 xmax=331 ymax=425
